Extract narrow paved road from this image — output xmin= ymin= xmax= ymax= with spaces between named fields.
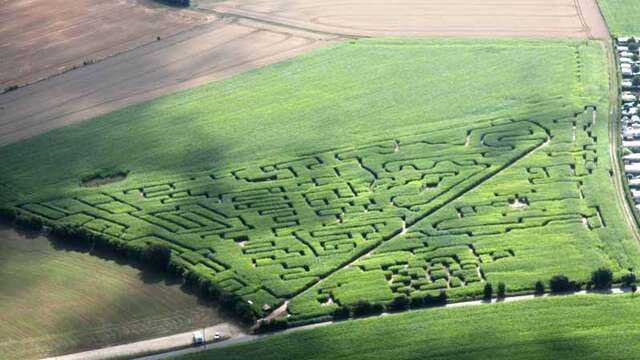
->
xmin=49 ymin=288 xmax=629 ymax=360
xmin=43 ymin=323 xmax=244 ymax=360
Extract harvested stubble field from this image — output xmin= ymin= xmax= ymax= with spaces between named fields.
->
xmin=0 ymin=0 xmax=212 ymax=90
xmin=201 ymin=0 xmax=609 ymax=39
xmin=0 ymin=38 xmax=636 ymax=322
xmin=597 ymin=0 xmax=640 ymax=36
xmin=177 ymin=295 xmax=640 ymax=360
xmin=0 ymin=17 xmax=335 ymax=146
xmin=0 ymin=224 xmax=231 ymax=360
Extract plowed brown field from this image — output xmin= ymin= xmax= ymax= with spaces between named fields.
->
xmin=0 ymin=17 xmax=335 ymax=145
xmin=201 ymin=0 xmax=609 ymax=39
xmin=0 ymin=0 xmax=214 ymax=89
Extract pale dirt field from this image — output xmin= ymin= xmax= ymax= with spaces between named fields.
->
xmin=199 ymin=0 xmax=609 ymax=39
xmin=0 ymin=0 xmax=214 ymax=89
xmin=0 ymin=17 xmax=336 ymax=145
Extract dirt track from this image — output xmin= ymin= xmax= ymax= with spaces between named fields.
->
xmin=0 ymin=17 xmax=335 ymax=145
xmin=0 ymin=0 xmax=213 ymax=89
xmin=200 ymin=0 xmax=609 ymax=39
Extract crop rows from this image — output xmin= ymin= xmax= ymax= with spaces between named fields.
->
xmin=10 ymin=106 xmax=619 ymax=318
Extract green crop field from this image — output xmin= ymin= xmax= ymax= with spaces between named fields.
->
xmin=0 ymin=224 xmax=226 ymax=360
xmin=0 ymin=38 xmax=637 ymax=321
xmin=175 ymin=294 xmax=640 ymax=360
xmin=598 ymin=0 xmax=640 ymax=36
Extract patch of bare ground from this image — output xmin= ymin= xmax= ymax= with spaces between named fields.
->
xmin=199 ymin=0 xmax=609 ymax=39
xmin=0 ymin=0 xmax=214 ymax=90
xmin=0 ymin=17 xmax=336 ymax=145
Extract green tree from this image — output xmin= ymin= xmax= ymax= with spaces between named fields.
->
xmin=483 ymin=283 xmax=493 ymax=301
xmin=549 ymin=275 xmax=571 ymax=293
xmin=142 ymin=244 xmax=171 ymax=271
xmin=497 ymin=282 xmax=506 ymax=300
xmin=591 ymin=268 xmax=613 ymax=290
xmin=622 ymin=272 xmax=637 ymax=288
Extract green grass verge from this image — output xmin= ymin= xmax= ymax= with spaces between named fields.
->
xmin=597 ymin=0 xmax=640 ymax=36
xmin=175 ymin=294 xmax=640 ymax=360
xmin=0 ymin=38 xmax=637 ymax=320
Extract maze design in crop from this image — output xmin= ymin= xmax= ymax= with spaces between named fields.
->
xmin=16 ymin=108 xmax=609 ymax=316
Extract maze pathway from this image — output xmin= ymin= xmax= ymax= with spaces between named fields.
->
xmin=14 ymin=108 xmax=618 ymax=318
xmin=287 ymin=107 xmax=614 ymax=317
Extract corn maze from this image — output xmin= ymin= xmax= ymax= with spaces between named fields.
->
xmin=9 ymin=102 xmax=631 ymax=319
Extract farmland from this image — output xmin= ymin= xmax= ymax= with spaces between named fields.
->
xmin=0 ymin=223 xmax=234 ymax=360
xmin=1 ymin=37 xmax=636 ymax=324
xmin=200 ymin=0 xmax=608 ymax=39
xmin=0 ymin=17 xmax=335 ymax=146
xmin=0 ymin=0 xmax=211 ymax=90
xmin=176 ymin=294 xmax=640 ymax=360
xmin=597 ymin=0 xmax=640 ymax=36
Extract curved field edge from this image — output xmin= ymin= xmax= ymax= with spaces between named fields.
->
xmin=174 ymin=294 xmax=640 ymax=360
xmin=0 ymin=38 xmax=637 ymax=322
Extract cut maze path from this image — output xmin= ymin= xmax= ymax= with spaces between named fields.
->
xmin=285 ymin=123 xmax=551 ymax=313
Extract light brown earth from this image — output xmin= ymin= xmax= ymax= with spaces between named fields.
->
xmin=0 ymin=17 xmax=336 ymax=145
xmin=199 ymin=0 xmax=609 ymax=39
xmin=0 ymin=0 xmax=212 ymax=89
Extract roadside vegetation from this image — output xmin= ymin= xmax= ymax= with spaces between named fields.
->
xmin=0 ymin=38 xmax=636 ymax=323
xmin=176 ymin=295 xmax=640 ymax=360
xmin=598 ymin=0 xmax=640 ymax=36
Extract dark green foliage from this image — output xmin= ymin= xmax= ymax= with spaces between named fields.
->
xmin=154 ymin=0 xmax=190 ymax=7
xmin=257 ymin=319 xmax=288 ymax=333
xmin=534 ymin=281 xmax=545 ymax=295
xmin=497 ymin=282 xmax=506 ymax=299
xmin=621 ymin=272 xmax=637 ymax=288
xmin=351 ymin=300 xmax=384 ymax=318
xmin=0 ymin=207 xmax=17 ymax=221
xmin=333 ymin=306 xmax=351 ymax=320
xmin=549 ymin=275 xmax=571 ymax=293
xmin=591 ymin=268 xmax=613 ymax=290
xmin=483 ymin=283 xmax=493 ymax=301
xmin=14 ymin=214 xmax=43 ymax=231
xmin=410 ymin=295 xmax=424 ymax=309
xmin=142 ymin=244 xmax=172 ymax=272
xmin=388 ymin=295 xmax=410 ymax=312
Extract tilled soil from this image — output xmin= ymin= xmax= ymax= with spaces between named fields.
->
xmin=0 ymin=0 xmax=213 ymax=89
xmin=199 ymin=0 xmax=609 ymax=39
xmin=0 ymin=17 xmax=336 ymax=145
